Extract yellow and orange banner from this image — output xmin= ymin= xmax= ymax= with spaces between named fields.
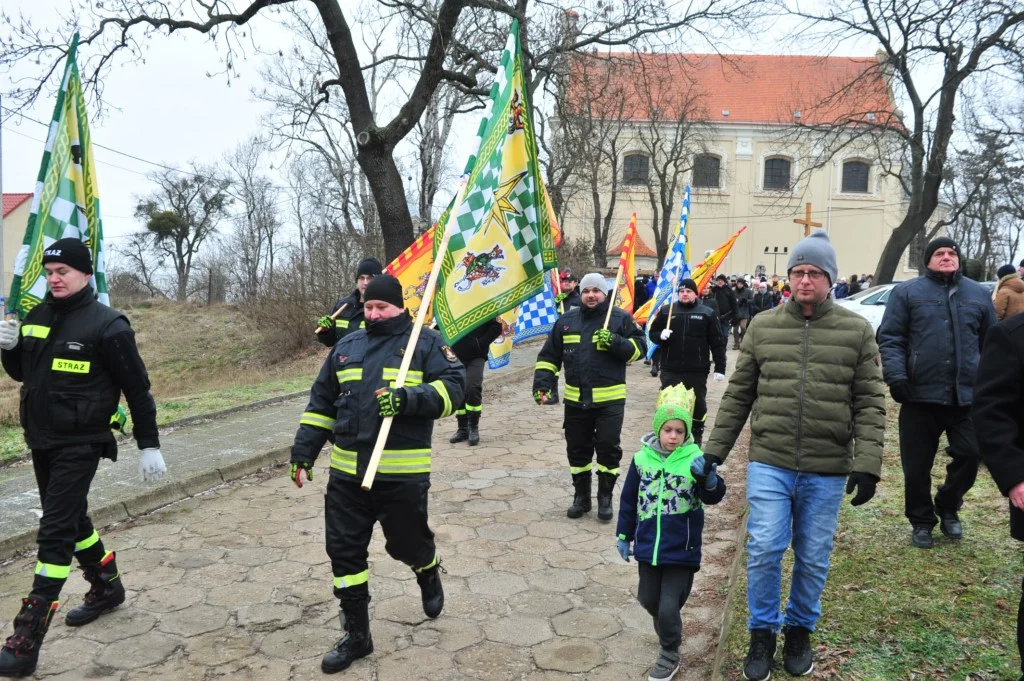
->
xmin=612 ymin=213 xmax=638 ymax=314
xmin=385 ymin=225 xmax=436 ymax=320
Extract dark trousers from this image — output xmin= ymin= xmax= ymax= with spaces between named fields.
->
xmin=733 ymin=318 xmax=749 ymax=347
xmin=31 ymin=444 xmax=107 ymax=601
xmin=898 ymin=402 xmax=980 ymax=528
xmin=637 ymin=562 xmax=696 ymax=651
xmin=720 ymin=320 xmax=731 ymax=342
xmin=1018 ymin=570 xmax=1024 ymax=679
xmin=651 ymin=346 xmax=662 ymax=374
xmin=660 ymin=371 xmax=708 ymax=442
xmin=563 ymin=403 xmax=624 ymax=475
xmin=325 ymin=474 xmax=436 ymax=602
xmin=455 ymin=357 xmax=486 ymax=413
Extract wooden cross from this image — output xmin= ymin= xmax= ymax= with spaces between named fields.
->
xmin=793 ymin=202 xmax=822 ymax=237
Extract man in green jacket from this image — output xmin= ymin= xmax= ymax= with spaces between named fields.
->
xmin=703 ymin=230 xmax=886 ymax=681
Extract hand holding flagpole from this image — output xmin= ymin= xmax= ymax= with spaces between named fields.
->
xmin=315 ymin=303 xmax=349 ymax=334
xmin=361 ymin=177 xmax=469 ymax=491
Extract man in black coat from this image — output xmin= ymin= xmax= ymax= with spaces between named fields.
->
xmin=751 ymin=281 xmax=775 ymax=318
xmin=878 ymin=237 xmax=996 ymax=548
xmin=449 ymin=318 xmax=503 ymax=446
xmin=972 ymin=314 xmax=1024 ymax=681
xmin=648 ymin=278 xmax=727 ymax=445
xmin=316 ymin=257 xmax=383 ymax=347
xmin=711 ymin=274 xmax=737 ymax=342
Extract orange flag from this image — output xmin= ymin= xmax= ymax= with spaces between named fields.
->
xmin=385 ymin=225 xmax=436 ymax=319
xmin=612 ymin=213 xmax=638 ymax=314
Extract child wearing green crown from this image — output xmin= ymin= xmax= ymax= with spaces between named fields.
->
xmin=616 ymin=384 xmax=727 ymax=681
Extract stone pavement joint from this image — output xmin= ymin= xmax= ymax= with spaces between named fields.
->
xmin=0 ymin=349 xmax=750 ymax=680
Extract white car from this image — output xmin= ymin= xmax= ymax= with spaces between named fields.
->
xmin=835 ymin=284 xmax=896 ymax=332
xmin=835 ymin=280 xmax=997 ymax=333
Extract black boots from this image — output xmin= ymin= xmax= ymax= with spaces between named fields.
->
xmin=567 ymin=473 xmax=592 ymax=519
xmin=449 ymin=414 xmax=469 ymax=443
xmin=782 ymin=625 xmax=814 ymax=676
xmin=416 ymin=563 xmax=445 ymax=619
xmin=467 ymin=412 xmax=480 ymax=447
xmin=597 ymin=473 xmax=616 ymax=522
xmin=65 ymin=552 xmax=126 ymax=627
xmin=0 ymin=597 xmax=57 ymax=678
xmin=322 ymin=597 xmax=374 ymax=674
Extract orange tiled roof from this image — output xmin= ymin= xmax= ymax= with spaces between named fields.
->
xmin=2 ymin=193 xmax=32 ymax=218
xmin=566 ymin=53 xmax=898 ymax=127
xmin=607 ymin=231 xmax=658 ymax=258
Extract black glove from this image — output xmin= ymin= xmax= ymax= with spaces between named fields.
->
xmin=845 ymin=472 xmax=877 ymax=506
xmin=889 ymin=380 xmax=911 ymax=404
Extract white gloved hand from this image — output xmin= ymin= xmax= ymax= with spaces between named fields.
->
xmin=713 ymin=373 xmax=726 ymax=382
xmin=139 ymin=448 xmax=167 ymax=482
xmin=659 ymin=329 xmax=672 ymax=341
xmin=0 ymin=320 xmax=20 ymax=351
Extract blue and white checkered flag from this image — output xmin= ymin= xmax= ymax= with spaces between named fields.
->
xmin=514 ymin=275 xmax=558 ymax=343
xmin=645 ymin=187 xmax=691 ymax=358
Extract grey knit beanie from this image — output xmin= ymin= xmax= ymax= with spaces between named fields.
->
xmin=787 ymin=229 xmax=838 ymax=284
xmin=579 ymin=272 xmax=608 ymax=294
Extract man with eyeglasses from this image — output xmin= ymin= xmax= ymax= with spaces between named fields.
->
xmin=702 ymin=230 xmax=885 ymax=680
xmin=878 ymin=237 xmax=995 ymax=550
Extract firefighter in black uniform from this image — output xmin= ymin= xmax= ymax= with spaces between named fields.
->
xmin=289 ymin=274 xmax=465 ymax=675
xmin=315 ymin=257 xmax=383 ymax=347
xmin=648 ymin=278 xmax=727 ymax=446
xmin=533 ymin=272 xmax=647 ymax=522
xmin=449 ymin=317 xmax=503 ymax=446
xmin=0 ymin=239 xmax=165 ymax=677
xmin=557 ymin=271 xmax=581 ymax=311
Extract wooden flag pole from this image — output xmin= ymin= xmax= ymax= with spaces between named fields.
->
xmin=603 ymin=262 xmax=624 ymax=330
xmin=361 ymin=178 xmax=469 ymax=491
xmin=553 ymin=268 xmax=565 ymax=315
xmin=314 ymin=302 xmax=349 ymax=335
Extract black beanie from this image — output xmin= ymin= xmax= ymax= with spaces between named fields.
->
xmin=356 ymin=257 xmax=383 ymax=278
xmin=923 ymin=237 xmax=960 ymax=266
xmin=678 ymin=278 xmax=698 ymax=295
xmin=997 ymin=264 xmax=1017 ymax=278
xmin=363 ymin=274 xmax=404 ymax=309
xmin=41 ymin=238 xmax=93 ymax=274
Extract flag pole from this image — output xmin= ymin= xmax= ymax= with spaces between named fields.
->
xmin=314 ymin=302 xmax=348 ymax=334
xmin=0 ymin=93 xmax=6 ymax=314
xmin=362 ymin=177 xmax=469 ymax=491
xmin=603 ymin=261 xmax=624 ymax=330
xmin=552 ymin=268 xmax=564 ymax=314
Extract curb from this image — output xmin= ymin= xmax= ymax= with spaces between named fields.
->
xmin=0 ymin=364 xmax=536 ymax=561
xmin=711 ymin=504 xmax=750 ymax=681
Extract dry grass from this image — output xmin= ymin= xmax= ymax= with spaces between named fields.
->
xmin=0 ymin=299 xmax=325 ymax=461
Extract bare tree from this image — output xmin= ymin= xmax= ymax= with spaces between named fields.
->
xmin=134 ymin=164 xmax=233 ymax=301
xmin=107 ymin=234 xmax=168 ymax=300
xmin=223 ymin=138 xmax=282 ymax=300
xmin=630 ymin=55 xmax=711 ymax=265
xmin=2 ymin=0 xmax=757 ymax=259
xmin=780 ymin=0 xmax=1024 ymax=283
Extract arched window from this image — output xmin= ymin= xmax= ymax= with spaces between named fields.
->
xmin=763 ymin=157 xmax=791 ymax=190
xmin=842 ymin=160 xmax=870 ymax=193
xmin=623 ymin=153 xmax=649 ymax=185
xmin=693 ymin=154 xmax=721 ymax=188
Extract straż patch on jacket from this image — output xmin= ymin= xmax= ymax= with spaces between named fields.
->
xmin=441 ymin=345 xmax=458 ymax=362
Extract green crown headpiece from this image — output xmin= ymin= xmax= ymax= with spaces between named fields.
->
xmin=653 ymin=383 xmax=696 ymax=437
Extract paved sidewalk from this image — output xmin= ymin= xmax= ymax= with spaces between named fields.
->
xmin=0 ymin=345 xmax=538 ymax=558
xmin=0 ymin=355 xmax=748 ymax=680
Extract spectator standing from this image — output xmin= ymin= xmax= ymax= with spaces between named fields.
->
xmin=833 ymin=278 xmax=849 ymax=299
xmin=995 ymin=264 xmax=1024 ymax=321
xmin=877 ymin=237 xmax=996 ymax=548
xmin=751 ymin=282 xmax=775 ymax=318
xmin=712 ymin=275 xmax=737 ymax=342
xmin=732 ymin=278 xmax=754 ymax=349
xmin=848 ymin=275 xmax=862 ymax=296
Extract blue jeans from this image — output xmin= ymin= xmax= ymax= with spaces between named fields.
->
xmin=745 ymin=461 xmax=846 ymax=632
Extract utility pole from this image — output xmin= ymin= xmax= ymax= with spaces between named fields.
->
xmin=763 ymin=246 xmax=789 ymax=276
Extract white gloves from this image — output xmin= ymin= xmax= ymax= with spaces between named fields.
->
xmin=713 ymin=373 xmax=726 ymax=382
xmin=659 ymin=329 xmax=672 ymax=341
xmin=0 ymin=320 xmax=20 ymax=351
xmin=139 ymin=448 xmax=167 ymax=482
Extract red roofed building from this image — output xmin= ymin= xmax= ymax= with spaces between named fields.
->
xmin=2 ymin=193 xmax=33 ymax=293
xmin=557 ymin=52 xmax=936 ymax=279
xmin=606 ymin=230 xmax=658 ymax=271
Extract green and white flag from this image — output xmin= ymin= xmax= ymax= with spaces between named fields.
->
xmin=431 ymin=19 xmax=557 ymax=344
xmin=8 ymin=33 xmax=109 ymax=316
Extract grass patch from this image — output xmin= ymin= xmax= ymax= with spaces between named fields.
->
xmin=722 ymin=401 xmax=1020 ymax=680
xmin=0 ymin=299 xmax=324 ymax=465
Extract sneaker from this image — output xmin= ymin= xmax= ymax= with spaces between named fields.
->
xmin=647 ymin=648 xmax=680 ymax=681
xmin=782 ymin=625 xmax=814 ymax=676
xmin=937 ymin=508 xmax=963 ymax=540
xmin=742 ymin=628 xmax=776 ymax=681
xmin=911 ymin=525 xmax=934 ymax=549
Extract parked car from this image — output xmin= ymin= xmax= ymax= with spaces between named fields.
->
xmin=835 ymin=279 xmax=997 ymax=333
